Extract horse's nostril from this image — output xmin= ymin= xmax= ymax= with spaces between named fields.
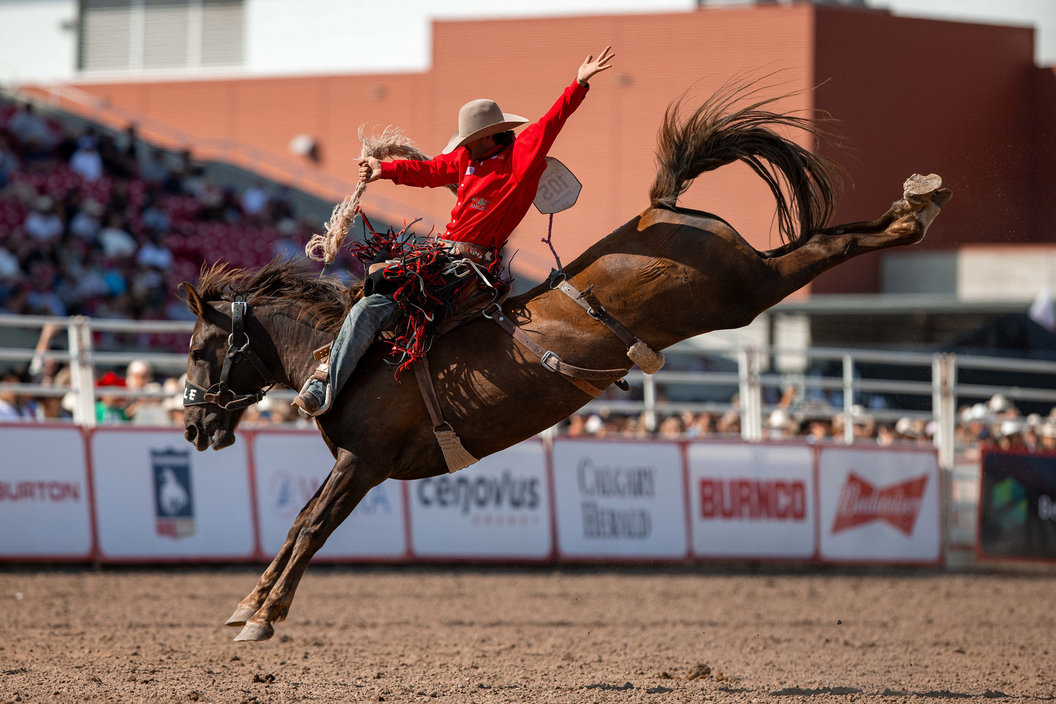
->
xmin=185 ymin=425 xmax=198 ymax=443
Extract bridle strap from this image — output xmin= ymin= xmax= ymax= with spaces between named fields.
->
xmin=184 ymin=295 xmax=276 ymax=411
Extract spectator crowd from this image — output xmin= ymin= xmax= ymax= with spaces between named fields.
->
xmin=557 ymin=390 xmax=1056 ymax=452
xmin=1 ymin=343 xmax=1052 ymax=452
xmin=1 ymin=96 xmax=1054 ymax=454
xmin=0 ymin=95 xmax=316 ymax=323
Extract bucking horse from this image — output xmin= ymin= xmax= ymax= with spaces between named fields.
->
xmin=180 ymin=83 xmax=951 ymax=641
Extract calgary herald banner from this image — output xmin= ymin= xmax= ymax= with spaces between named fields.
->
xmin=552 ymin=439 xmax=687 ymax=559
xmin=817 ymin=446 xmax=940 ymax=563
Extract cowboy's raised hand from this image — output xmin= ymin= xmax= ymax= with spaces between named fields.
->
xmin=577 ymin=46 xmax=615 ymax=84
xmin=356 ymin=157 xmax=381 ymax=184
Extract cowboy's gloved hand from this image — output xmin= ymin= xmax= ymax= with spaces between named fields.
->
xmin=356 ymin=157 xmax=382 ymax=183
xmin=577 ymin=46 xmax=615 ymax=85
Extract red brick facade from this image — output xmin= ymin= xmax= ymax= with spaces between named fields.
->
xmin=69 ymin=5 xmax=1051 ymax=293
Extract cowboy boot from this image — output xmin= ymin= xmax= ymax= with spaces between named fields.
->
xmin=292 ymin=344 xmax=333 ymax=418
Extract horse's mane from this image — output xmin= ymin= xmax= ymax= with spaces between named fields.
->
xmin=192 ymin=257 xmax=363 ymax=334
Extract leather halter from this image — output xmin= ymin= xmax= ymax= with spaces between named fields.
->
xmin=183 ymin=295 xmax=275 ymax=411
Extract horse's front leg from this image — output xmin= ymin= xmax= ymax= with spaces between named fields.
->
xmin=224 ymin=474 xmax=333 ymax=627
xmin=769 ymin=174 xmax=952 ymax=295
xmin=234 ymin=449 xmax=380 ymax=642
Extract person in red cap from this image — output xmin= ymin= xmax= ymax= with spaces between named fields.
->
xmin=294 ymin=47 xmax=615 ymax=417
xmin=95 ymin=370 xmax=129 ymax=424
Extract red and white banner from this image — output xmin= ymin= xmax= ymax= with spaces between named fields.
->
xmin=817 ymin=446 xmax=940 ymax=563
xmin=252 ymin=430 xmax=407 ymax=560
xmin=688 ymin=442 xmax=816 ymax=559
xmin=407 ymin=440 xmax=551 ymax=560
xmin=90 ymin=429 xmax=256 ymax=560
xmin=0 ymin=421 xmax=954 ymax=566
xmin=0 ymin=425 xmax=93 ymax=559
xmin=552 ymin=439 xmax=687 ymax=559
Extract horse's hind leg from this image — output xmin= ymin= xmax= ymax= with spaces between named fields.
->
xmin=768 ymin=174 xmax=951 ymax=296
xmin=224 ymin=476 xmax=331 ymax=627
xmin=234 ymin=449 xmax=378 ymax=642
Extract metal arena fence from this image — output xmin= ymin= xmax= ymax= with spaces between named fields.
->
xmin=3 ymin=314 xmax=1056 ymax=474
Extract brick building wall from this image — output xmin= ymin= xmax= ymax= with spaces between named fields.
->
xmin=70 ymin=5 xmax=1048 ymax=293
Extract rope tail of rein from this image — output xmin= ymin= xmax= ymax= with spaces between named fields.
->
xmin=305 ymin=125 xmax=457 ymax=269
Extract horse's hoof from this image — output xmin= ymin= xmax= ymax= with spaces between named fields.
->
xmin=225 ymin=605 xmax=258 ymax=627
xmin=931 ymin=188 xmax=953 ymax=208
xmin=233 ymin=621 xmax=274 ymax=642
xmin=903 ymin=173 xmax=942 ymax=200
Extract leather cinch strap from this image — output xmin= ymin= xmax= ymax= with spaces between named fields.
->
xmin=413 ymin=354 xmax=446 ymax=428
xmin=489 ymin=307 xmax=627 ymax=398
xmin=556 ymin=280 xmax=639 ymax=348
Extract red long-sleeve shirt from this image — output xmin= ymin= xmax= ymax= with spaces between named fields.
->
xmin=378 ymin=79 xmax=589 ymax=250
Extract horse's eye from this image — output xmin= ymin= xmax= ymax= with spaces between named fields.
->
xmin=190 ymin=349 xmax=204 ymax=363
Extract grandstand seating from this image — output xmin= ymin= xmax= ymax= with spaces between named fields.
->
xmin=0 ymin=93 xmax=313 ymax=343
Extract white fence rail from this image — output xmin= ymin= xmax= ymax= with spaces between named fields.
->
xmin=3 ymin=315 xmax=1056 ymax=472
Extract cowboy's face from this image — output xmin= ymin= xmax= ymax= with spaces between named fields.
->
xmin=465 ymin=134 xmax=497 ymax=161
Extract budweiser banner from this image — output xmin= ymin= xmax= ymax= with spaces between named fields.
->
xmin=979 ymin=450 xmax=1056 ymax=561
xmin=552 ymin=439 xmax=687 ymax=559
xmin=688 ymin=442 xmax=815 ymax=559
xmin=818 ymin=447 xmax=940 ymax=563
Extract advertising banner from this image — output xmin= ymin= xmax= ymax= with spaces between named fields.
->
xmin=408 ymin=440 xmax=551 ymax=560
xmin=91 ymin=429 xmax=255 ymax=560
xmin=818 ymin=447 xmax=940 ymax=564
xmin=0 ymin=425 xmax=93 ymax=559
xmin=252 ymin=431 xmax=407 ymax=560
xmin=552 ymin=439 xmax=687 ymax=559
xmin=688 ymin=442 xmax=815 ymax=559
xmin=979 ymin=450 xmax=1056 ymax=562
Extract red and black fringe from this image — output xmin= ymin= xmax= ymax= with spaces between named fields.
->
xmin=349 ymin=215 xmax=510 ymax=378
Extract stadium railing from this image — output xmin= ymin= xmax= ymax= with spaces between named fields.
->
xmin=3 ymin=315 xmax=1056 ymax=463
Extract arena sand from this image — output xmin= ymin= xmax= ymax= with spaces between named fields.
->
xmin=1 ymin=567 xmax=1054 ymax=702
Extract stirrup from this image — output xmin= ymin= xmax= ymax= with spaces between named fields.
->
xmin=291 ymin=362 xmax=332 ymax=418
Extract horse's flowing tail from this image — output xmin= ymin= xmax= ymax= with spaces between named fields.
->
xmin=649 ymin=77 xmax=842 ymax=246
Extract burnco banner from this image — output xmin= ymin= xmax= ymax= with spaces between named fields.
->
xmin=91 ymin=429 xmax=255 ymax=560
xmin=552 ymin=439 xmax=687 ymax=559
xmin=408 ymin=440 xmax=551 ymax=560
xmin=0 ymin=426 xmax=93 ymax=560
xmin=688 ymin=442 xmax=815 ymax=559
xmin=818 ymin=447 xmax=940 ymax=563
xmin=252 ymin=431 xmax=407 ymax=560
xmin=979 ymin=450 xmax=1056 ymax=562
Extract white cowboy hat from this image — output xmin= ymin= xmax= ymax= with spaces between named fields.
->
xmin=442 ymin=99 xmax=528 ymax=155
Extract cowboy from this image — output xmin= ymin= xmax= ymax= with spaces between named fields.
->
xmin=292 ymin=47 xmax=615 ymax=417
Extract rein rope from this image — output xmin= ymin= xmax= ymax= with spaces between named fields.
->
xmin=305 ymin=126 xmax=456 ymax=267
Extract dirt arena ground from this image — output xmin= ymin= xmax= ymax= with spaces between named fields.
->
xmin=1 ymin=566 xmax=1054 ymax=703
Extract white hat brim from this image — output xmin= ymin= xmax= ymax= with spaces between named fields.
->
xmin=442 ymin=113 xmax=528 ymax=154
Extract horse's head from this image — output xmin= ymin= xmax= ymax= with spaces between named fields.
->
xmin=181 ymin=282 xmax=275 ymax=451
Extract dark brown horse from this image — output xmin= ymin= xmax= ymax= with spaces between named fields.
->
xmin=181 ymin=86 xmax=950 ymax=641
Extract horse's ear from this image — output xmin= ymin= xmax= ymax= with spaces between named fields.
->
xmin=181 ymin=282 xmax=207 ymax=319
